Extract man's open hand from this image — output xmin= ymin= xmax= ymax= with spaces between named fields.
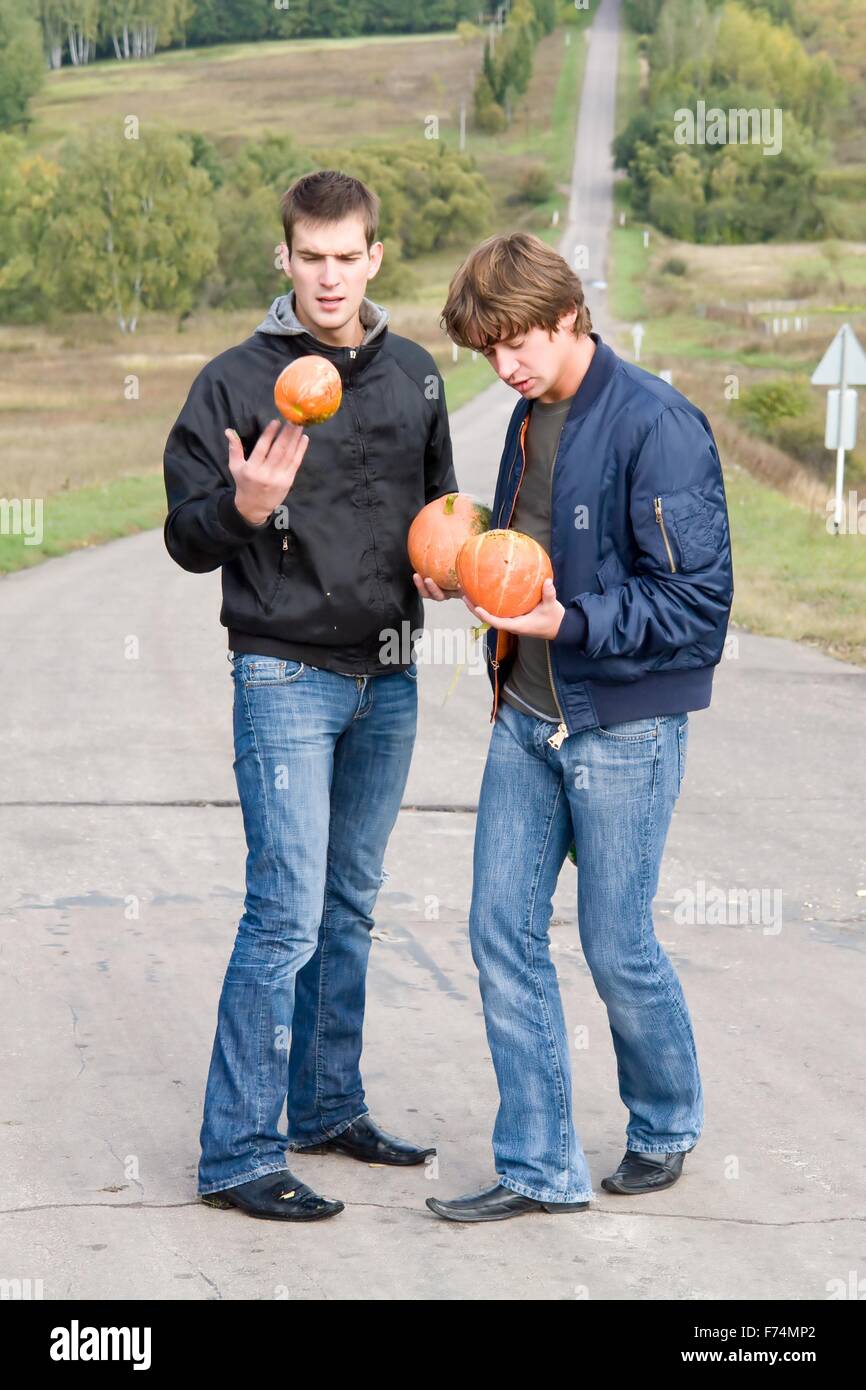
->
xmin=227 ymin=418 xmax=310 ymax=526
xmin=461 ymin=577 xmax=566 ymax=638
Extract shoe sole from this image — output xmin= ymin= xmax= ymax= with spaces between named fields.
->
xmin=600 ymin=1178 xmax=681 ymax=1194
xmin=295 ymin=1145 xmax=436 ymax=1166
xmin=427 ymin=1200 xmax=589 ymax=1223
xmin=200 ymin=1193 xmax=344 ymax=1221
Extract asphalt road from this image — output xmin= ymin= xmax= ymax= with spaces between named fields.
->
xmin=2 ymin=0 xmax=864 ymax=1300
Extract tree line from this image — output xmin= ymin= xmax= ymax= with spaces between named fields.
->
xmin=0 ymin=0 xmax=486 ymax=128
xmin=614 ymin=0 xmax=863 ymax=243
xmin=0 ymin=125 xmax=494 ymax=331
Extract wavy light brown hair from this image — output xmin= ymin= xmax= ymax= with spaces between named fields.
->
xmin=440 ymin=232 xmax=592 ymax=351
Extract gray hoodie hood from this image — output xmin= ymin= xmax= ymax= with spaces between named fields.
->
xmin=255 ymin=289 xmax=389 ymax=345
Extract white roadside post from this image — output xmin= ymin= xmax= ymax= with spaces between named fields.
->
xmin=811 ymin=323 xmax=866 ymax=534
xmin=632 ymin=323 xmax=645 ymax=362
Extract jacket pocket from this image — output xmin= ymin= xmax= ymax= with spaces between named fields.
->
xmin=264 ymin=531 xmax=294 ymax=615
xmin=652 ymin=489 xmax=718 ymax=573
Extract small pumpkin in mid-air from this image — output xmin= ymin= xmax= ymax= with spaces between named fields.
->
xmin=274 ymin=355 xmax=342 ymax=425
xmin=456 ymin=528 xmax=553 ymax=617
xmin=408 ymin=492 xmax=492 ymax=592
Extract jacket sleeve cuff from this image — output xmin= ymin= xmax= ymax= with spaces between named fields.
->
xmin=217 ymin=490 xmax=272 ymax=540
xmin=553 ymin=602 xmax=588 ymax=649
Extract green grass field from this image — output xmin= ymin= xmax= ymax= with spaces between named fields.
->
xmin=724 ymin=466 xmax=866 ymax=666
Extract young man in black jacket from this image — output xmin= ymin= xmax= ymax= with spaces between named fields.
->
xmin=163 ymin=170 xmax=457 ymax=1221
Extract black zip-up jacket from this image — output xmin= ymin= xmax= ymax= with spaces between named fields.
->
xmin=163 ymin=290 xmax=457 ymax=674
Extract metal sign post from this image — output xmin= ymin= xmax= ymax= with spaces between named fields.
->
xmin=811 ymin=323 xmax=866 ymax=533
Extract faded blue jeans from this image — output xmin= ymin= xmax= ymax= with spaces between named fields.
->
xmin=469 ymin=701 xmax=702 ymax=1205
xmin=197 ymin=652 xmax=417 ymax=1195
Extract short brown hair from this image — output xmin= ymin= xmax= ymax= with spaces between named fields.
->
xmin=280 ymin=169 xmax=380 ymax=254
xmin=440 ymin=232 xmax=592 ymax=350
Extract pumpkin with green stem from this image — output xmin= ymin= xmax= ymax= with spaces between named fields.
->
xmin=408 ymin=492 xmax=492 ymax=592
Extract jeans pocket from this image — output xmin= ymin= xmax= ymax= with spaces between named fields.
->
xmin=400 ymin=661 xmax=419 ymax=681
xmin=593 ymin=715 xmax=658 ymax=741
xmin=240 ymin=656 xmax=305 ymax=686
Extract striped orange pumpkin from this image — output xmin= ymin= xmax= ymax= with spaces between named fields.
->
xmin=456 ymin=528 xmax=553 ymax=618
xmin=407 ymin=492 xmax=492 ymax=591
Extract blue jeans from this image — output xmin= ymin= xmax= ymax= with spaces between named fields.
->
xmin=197 ymin=653 xmax=417 ymax=1195
xmin=469 ymin=701 xmax=702 ymax=1205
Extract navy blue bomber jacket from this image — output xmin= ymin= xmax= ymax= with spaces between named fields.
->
xmin=486 ymin=333 xmax=735 ymax=736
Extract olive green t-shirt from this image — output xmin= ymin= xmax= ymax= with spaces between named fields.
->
xmin=501 ymin=392 xmax=575 ymax=722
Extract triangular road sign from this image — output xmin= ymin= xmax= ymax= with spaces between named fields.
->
xmin=811 ymin=323 xmax=866 ymax=386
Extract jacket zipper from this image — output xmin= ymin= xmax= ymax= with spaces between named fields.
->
xmin=544 ymin=422 xmax=569 ymax=751
xmin=344 ymin=346 xmax=386 ymax=621
xmin=490 ymin=417 xmax=529 ymax=722
xmin=654 ymin=496 xmax=677 ymax=572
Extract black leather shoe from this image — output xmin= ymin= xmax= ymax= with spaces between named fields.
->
xmin=600 ymin=1145 xmax=695 ymax=1195
xmin=294 ymin=1114 xmax=436 ymax=1167
xmin=200 ymin=1169 xmax=344 ymax=1221
xmin=426 ymin=1181 xmax=590 ymax=1223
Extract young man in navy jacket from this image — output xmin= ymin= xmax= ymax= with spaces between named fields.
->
xmin=415 ymin=232 xmax=734 ymax=1223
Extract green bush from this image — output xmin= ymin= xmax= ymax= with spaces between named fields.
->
xmin=518 ymin=164 xmax=555 ymax=204
xmin=739 ymin=378 xmax=812 ymax=430
xmin=475 ymin=101 xmax=508 ymax=134
xmin=661 ymin=256 xmax=687 ymax=275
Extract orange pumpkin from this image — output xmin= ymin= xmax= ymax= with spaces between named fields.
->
xmin=408 ymin=492 xmax=492 ymax=591
xmin=456 ymin=528 xmax=553 ymax=617
xmin=274 ymin=355 xmax=342 ymax=425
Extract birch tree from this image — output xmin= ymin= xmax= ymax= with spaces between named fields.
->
xmin=61 ymin=0 xmax=100 ymax=65
xmin=44 ymin=126 xmax=218 ymax=331
xmin=38 ymin=0 xmax=65 ymax=69
xmin=0 ymin=134 xmax=60 ymax=320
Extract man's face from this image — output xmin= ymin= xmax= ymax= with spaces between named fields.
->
xmin=280 ymin=214 xmax=383 ymax=339
xmin=477 ymin=308 xmax=579 ymax=401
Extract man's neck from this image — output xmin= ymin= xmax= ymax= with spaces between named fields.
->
xmin=537 ymin=333 xmax=596 ymax=403
xmin=292 ymin=291 xmax=365 ymax=349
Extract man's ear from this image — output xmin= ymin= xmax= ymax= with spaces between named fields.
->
xmin=366 ymin=240 xmax=385 ymax=281
xmin=277 ymin=241 xmax=290 ymax=276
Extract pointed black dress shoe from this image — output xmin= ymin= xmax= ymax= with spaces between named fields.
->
xmin=426 ymin=1181 xmax=590 ymax=1223
xmin=293 ymin=1114 xmax=437 ymax=1166
xmin=200 ymin=1169 xmax=344 ymax=1221
xmin=601 ymin=1145 xmax=695 ymax=1195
